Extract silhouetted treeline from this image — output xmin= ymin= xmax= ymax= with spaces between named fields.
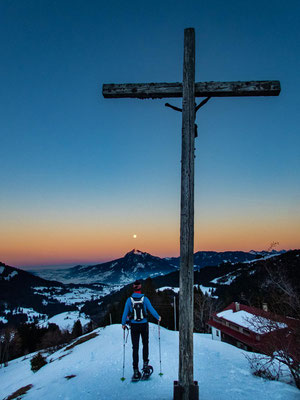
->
xmin=0 ymin=319 xmax=94 ymax=367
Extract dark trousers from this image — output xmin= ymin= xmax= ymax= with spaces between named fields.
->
xmin=131 ymin=322 xmax=149 ymax=369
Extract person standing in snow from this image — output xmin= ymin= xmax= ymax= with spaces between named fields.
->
xmin=122 ymin=280 xmax=161 ymax=380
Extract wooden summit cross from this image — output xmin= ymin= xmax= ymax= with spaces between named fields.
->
xmin=102 ymin=28 xmax=280 ymax=400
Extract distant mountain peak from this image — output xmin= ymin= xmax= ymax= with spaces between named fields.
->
xmin=126 ymin=249 xmax=147 ymax=257
xmin=32 ymin=250 xmax=177 ymax=285
xmin=249 ymin=250 xmax=258 ymax=255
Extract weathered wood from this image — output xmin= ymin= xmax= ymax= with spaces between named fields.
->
xmin=102 ymin=80 xmax=281 ymax=99
xmin=179 ymin=27 xmax=197 ymax=400
xmin=102 ymin=26 xmax=281 ymax=400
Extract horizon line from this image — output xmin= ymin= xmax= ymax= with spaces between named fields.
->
xmin=5 ymin=247 xmax=293 ymax=270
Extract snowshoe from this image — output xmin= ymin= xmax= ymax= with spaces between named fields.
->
xmin=141 ymin=365 xmax=153 ymax=380
xmin=131 ymin=369 xmax=141 ymax=382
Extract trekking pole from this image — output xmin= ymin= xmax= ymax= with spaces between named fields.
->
xmin=121 ymin=326 xmax=129 ymax=381
xmin=158 ymin=321 xmax=163 ymax=376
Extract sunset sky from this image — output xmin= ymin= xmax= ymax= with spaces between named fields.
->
xmin=1 ymin=0 xmax=299 ymax=268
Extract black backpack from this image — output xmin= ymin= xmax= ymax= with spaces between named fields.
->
xmin=130 ymin=296 xmax=147 ymax=321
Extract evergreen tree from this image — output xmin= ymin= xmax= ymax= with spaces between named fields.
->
xmin=143 ymin=277 xmax=156 ymax=299
xmin=17 ymin=323 xmax=48 ymax=354
xmin=72 ymin=320 xmax=83 ymax=338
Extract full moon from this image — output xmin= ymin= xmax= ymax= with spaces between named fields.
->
xmin=133 ymin=234 xmax=137 ymax=239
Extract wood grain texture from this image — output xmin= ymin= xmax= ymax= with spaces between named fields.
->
xmin=179 ymin=27 xmax=197 ymax=400
xmin=102 ymin=80 xmax=280 ymax=99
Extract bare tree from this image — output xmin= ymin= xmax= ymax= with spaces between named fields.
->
xmin=0 ymin=328 xmax=15 ymax=367
xmin=245 ymin=254 xmax=300 ymax=389
xmin=194 ymin=287 xmax=219 ymax=333
xmin=245 ymin=313 xmax=300 ymax=388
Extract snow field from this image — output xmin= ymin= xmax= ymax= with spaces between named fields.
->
xmin=0 ymin=324 xmax=298 ymax=400
xmin=39 ymin=311 xmax=91 ymax=332
xmin=33 ymin=286 xmax=111 ymax=305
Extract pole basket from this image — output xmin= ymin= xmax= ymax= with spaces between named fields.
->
xmin=173 ymin=380 xmax=199 ymax=400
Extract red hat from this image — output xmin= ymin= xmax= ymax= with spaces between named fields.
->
xmin=133 ymin=280 xmax=142 ymax=290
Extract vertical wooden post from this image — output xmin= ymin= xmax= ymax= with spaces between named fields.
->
xmin=177 ymin=27 xmax=198 ymax=400
xmin=174 ymin=296 xmax=177 ymax=331
xmin=102 ymin=26 xmax=280 ymax=400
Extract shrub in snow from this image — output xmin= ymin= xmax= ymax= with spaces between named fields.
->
xmin=4 ymin=384 xmax=33 ymax=400
xmin=245 ymin=353 xmax=282 ymax=381
xmin=31 ymin=352 xmax=47 ymax=372
xmin=65 ymin=374 xmax=76 ymax=380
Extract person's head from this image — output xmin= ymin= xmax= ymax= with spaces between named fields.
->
xmin=133 ymin=280 xmax=142 ymax=292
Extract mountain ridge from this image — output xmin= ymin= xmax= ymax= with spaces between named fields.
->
xmin=28 ymin=249 xmax=286 ymax=284
xmin=82 ymin=249 xmax=299 ymax=325
xmin=29 ymin=249 xmax=177 ymax=285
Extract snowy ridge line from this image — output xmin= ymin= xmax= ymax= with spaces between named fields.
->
xmin=27 ymin=249 xmax=286 ymax=285
xmin=210 ymin=268 xmax=242 ymax=285
xmin=156 ymin=285 xmax=215 ymax=296
xmin=210 ymin=252 xmax=282 ymax=285
xmin=242 ymin=252 xmax=282 ymax=264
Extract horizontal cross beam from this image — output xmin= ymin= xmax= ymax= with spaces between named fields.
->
xmin=102 ymin=80 xmax=280 ymax=99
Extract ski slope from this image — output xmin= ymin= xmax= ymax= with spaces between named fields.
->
xmin=1 ymin=324 xmax=298 ymax=400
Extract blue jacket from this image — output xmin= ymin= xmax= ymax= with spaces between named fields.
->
xmin=122 ymin=293 xmax=160 ymax=325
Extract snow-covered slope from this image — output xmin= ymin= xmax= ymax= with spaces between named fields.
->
xmin=1 ymin=324 xmax=298 ymax=400
xmin=39 ymin=311 xmax=91 ymax=332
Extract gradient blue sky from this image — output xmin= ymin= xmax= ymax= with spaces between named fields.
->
xmin=0 ymin=0 xmax=299 ymax=268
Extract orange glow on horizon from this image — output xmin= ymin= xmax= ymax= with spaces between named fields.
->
xmin=1 ymin=214 xmax=299 ymax=268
